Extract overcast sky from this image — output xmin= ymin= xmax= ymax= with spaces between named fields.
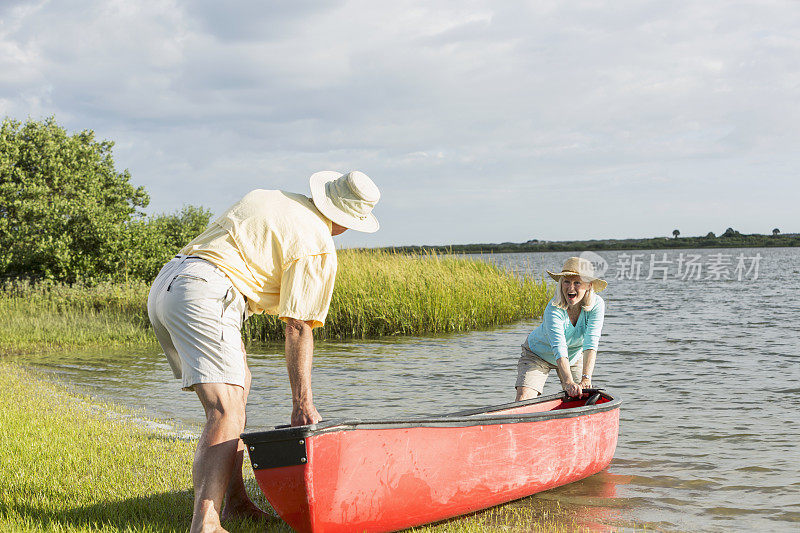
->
xmin=1 ymin=0 xmax=798 ymax=247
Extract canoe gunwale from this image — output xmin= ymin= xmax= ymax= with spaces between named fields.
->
xmin=241 ymin=388 xmax=620 ymax=445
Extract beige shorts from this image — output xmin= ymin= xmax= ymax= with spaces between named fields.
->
xmin=147 ymin=255 xmax=247 ymax=391
xmin=515 ymin=342 xmax=583 ymax=394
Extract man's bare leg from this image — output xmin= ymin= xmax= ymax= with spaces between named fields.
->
xmin=219 ymin=439 xmax=270 ymax=521
xmin=219 ymin=357 xmax=270 ymax=522
xmin=191 ymin=382 xmax=247 ymax=533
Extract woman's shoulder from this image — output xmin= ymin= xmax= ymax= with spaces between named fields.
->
xmin=588 ymin=294 xmax=606 ymax=313
xmin=544 ymin=299 xmax=567 ymax=318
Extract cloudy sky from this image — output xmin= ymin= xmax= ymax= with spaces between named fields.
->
xmin=1 ymin=0 xmax=798 ymax=247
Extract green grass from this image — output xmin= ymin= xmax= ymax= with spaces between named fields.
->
xmin=411 ymin=501 xmax=584 ymax=532
xmin=0 ymin=280 xmax=155 ymax=356
xmin=1 ymin=250 xmax=550 ymax=354
xmin=0 ymin=361 xmax=286 ymax=533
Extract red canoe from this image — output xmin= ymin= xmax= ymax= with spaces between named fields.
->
xmin=241 ymin=389 xmax=621 ymax=533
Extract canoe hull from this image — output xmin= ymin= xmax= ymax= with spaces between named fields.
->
xmin=243 ymin=391 xmax=620 ymax=533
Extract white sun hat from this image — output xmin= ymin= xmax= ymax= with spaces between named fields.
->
xmin=309 ymin=171 xmax=380 ymax=233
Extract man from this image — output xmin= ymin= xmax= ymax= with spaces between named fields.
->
xmin=147 ymin=171 xmax=380 ymax=533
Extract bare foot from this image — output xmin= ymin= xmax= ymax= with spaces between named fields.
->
xmin=220 ymin=499 xmax=272 ymax=522
xmin=192 ymin=509 xmax=229 ymax=533
xmin=199 ymin=525 xmax=228 ymax=533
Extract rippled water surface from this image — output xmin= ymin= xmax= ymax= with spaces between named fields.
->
xmin=20 ymin=247 xmax=800 ymax=531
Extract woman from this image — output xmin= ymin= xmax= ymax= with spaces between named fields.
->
xmin=515 ymin=256 xmax=607 ymax=400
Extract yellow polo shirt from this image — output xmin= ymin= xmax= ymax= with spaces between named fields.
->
xmin=180 ymin=190 xmax=337 ymax=328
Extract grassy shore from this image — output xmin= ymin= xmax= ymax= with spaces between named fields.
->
xmin=1 ymin=250 xmax=549 ymax=355
xmin=0 ymin=361 xmax=278 ymax=532
xmin=0 ymin=280 xmax=153 ymax=356
xmin=1 ymin=362 xmax=601 ymax=533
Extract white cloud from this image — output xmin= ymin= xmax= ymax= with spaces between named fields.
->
xmin=1 ymin=0 xmax=798 ymax=246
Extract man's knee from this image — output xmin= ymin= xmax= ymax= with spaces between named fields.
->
xmin=195 ymin=383 xmax=247 ymax=427
xmin=210 ymin=402 xmax=246 ymax=427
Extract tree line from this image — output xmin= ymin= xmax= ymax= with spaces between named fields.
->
xmin=0 ymin=117 xmax=211 ymax=284
xmin=389 ymin=229 xmax=799 ymax=256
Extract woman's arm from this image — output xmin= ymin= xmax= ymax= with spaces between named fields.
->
xmin=582 ymin=297 xmax=605 ymax=352
xmin=555 ymin=357 xmax=582 ymax=397
xmin=544 ymin=306 xmax=570 ymax=361
xmin=580 ymin=297 xmax=605 ymax=389
xmin=545 ymin=306 xmax=581 ymax=395
xmin=580 ymin=349 xmax=597 ymax=388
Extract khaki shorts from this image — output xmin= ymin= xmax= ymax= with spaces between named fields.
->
xmin=147 ymin=255 xmax=247 ymax=391
xmin=515 ymin=342 xmax=583 ymax=394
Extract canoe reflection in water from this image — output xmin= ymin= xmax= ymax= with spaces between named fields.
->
xmin=241 ymin=388 xmax=621 ymax=533
xmin=524 ymin=469 xmax=635 ymax=531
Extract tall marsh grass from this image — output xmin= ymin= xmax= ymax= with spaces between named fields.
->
xmin=246 ymin=250 xmax=549 ymax=340
xmin=0 ymin=280 xmax=154 ymax=355
xmin=1 ymin=251 xmax=550 ymax=354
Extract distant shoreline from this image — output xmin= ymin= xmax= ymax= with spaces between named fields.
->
xmin=382 ymin=231 xmax=799 ymax=255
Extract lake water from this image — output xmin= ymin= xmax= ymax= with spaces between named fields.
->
xmin=20 ymin=247 xmax=800 ymax=532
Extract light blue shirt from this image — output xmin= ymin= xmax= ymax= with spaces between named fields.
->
xmin=526 ymin=295 xmax=605 ymax=365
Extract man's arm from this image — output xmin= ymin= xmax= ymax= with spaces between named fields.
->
xmin=284 ymin=317 xmax=322 ymax=426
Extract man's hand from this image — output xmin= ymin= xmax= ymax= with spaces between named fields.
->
xmin=291 ymin=402 xmax=322 ymax=426
xmin=563 ymin=381 xmax=582 ymax=398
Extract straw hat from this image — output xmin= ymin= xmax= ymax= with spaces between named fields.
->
xmin=547 ymin=257 xmax=608 ymax=292
xmin=309 ymin=171 xmax=380 ymax=233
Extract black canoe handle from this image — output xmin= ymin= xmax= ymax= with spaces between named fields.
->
xmin=564 ymin=388 xmax=610 ymax=406
xmin=584 ymin=392 xmax=602 ymax=406
xmin=564 ymin=387 xmax=605 ymax=397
